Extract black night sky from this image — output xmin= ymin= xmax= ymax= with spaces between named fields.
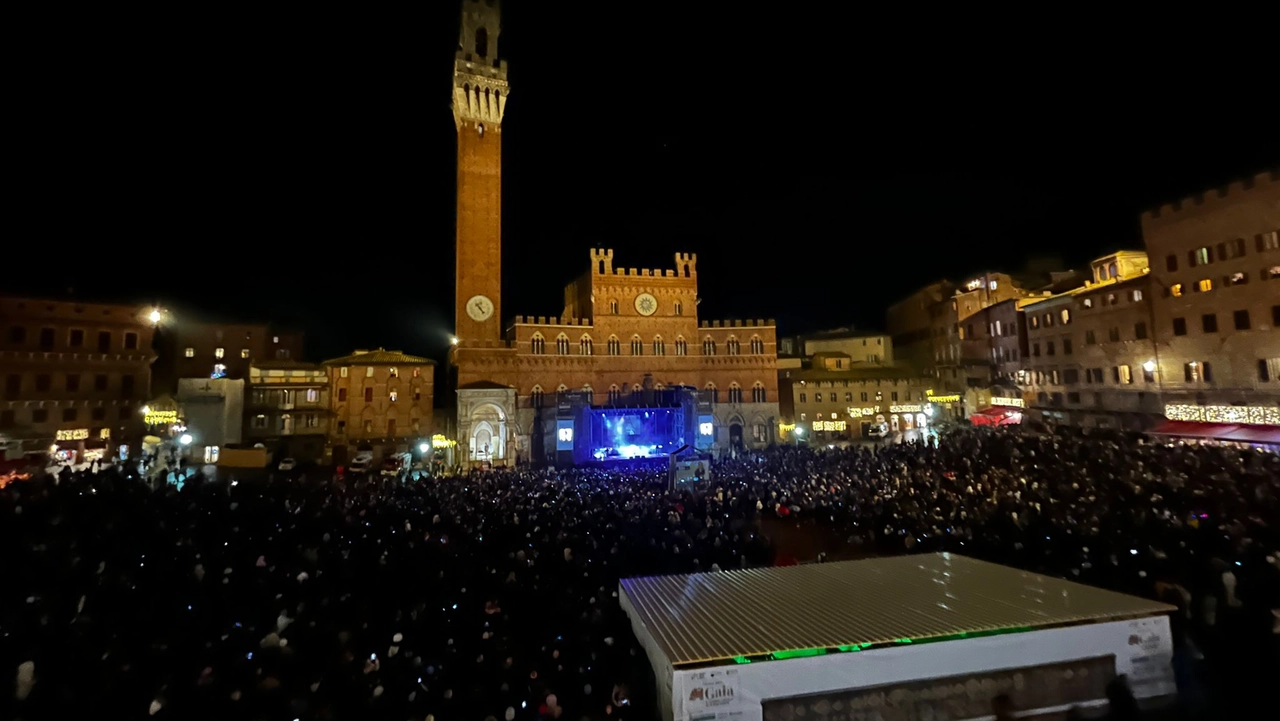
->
xmin=9 ymin=3 xmax=1277 ymax=364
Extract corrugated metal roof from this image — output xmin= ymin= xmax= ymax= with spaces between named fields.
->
xmin=619 ymin=553 xmax=1173 ymax=667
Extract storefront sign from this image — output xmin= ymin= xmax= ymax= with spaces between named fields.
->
xmin=55 ymin=428 xmax=89 ymax=441
xmin=430 ymin=434 xmax=456 ymax=449
xmin=991 ymin=396 xmax=1025 ymax=408
xmin=812 ymin=420 xmax=847 ymax=432
xmin=890 ymin=404 xmax=922 ymax=414
xmin=925 ymin=392 xmax=961 ymax=403
xmin=1165 ymin=404 xmax=1280 ymax=426
xmin=846 ymin=407 xmax=880 ymax=417
xmin=144 ymin=410 xmax=179 ymax=425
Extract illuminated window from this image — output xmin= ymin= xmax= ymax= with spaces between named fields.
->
xmin=1109 ymin=263 xmax=1118 ymax=279
xmin=213 ymin=347 xmax=225 ymax=359
xmin=1261 ymin=358 xmax=1280 ymax=382
xmin=989 ymin=280 xmax=998 ymax=290
xmin=653 ymin=337 xmax=665 ymax=355
xmin=1170 ymin=283 xmax=1183 ymax=297
xmin=703 ymin=338 xmax=716 ymax=356
xmin=609 ymin=300 xmax=619 ymax=315
xmin=675 ymin=337 xmax=688 ymax=356
xmin=306 ymin=389 xmax=319 ymax=403
xmin=753 ymin=383 xmax=767 ymax=403
xmin=1258 ymin=230 xmax=1279 ymax=252
xmin=750 ymin=337 xmax=764 ymax=354
xmin=1044 ymin=313 xmax=1054 ymax=327
xmin=726 ymin=338 xmax=740 ymax=355
xmin=1117 ymin=365 xmax=1132 ymax=385
xmin=1106 ymin=294 xmax=1117 ymax=306
xmin=204 ymin=446 xmax=220 ymax=463
xmin=1226 ymin=272 xmax=1247 ymax=286
xmin=1267 ymin=266 xmax=1279 ymax=280
xmin=1131 ymin=289 xmax=1143 ymax=302
xmin=184 ymin=347 xmax=194 ymax=357
xmin=211 ymin=364 xmax=226 ymax=379
xmin=1184 ymin=361 xmax=1212 ymax=383
xmin=389 ymin=390 xmax=398 ymax=402
xmin=729 ymin=384 xmax=743 ymax=404
xmin=875 ymin=391 xmax=883 ymax=402
xmin=240 ymin=348 xmax=250 ymax=358
xmin=1082 ymin=298 xmax=1093 ymax=309
xmin=607 ymin=335 xmax=620 ymax=355
xmin=1060 ymin=309 xmax=1070 ymax=324
xmin=556 ymin=334 xmax=569 ymax=355
xmin=674 ymin=301 xmax=683 ymax=316
xmin=580 ymin=336 xmax=593 ymax=355
xmin=630 ymin=336 xmax=642 ymax=355
xmin=1195 ymin=278 xmax=1213 ymax=293
xmin=365 ymin=366 xmax=374 ymax=378
xmin=530 ymin=386 xmax=544 ymax=408
xmin=340 ymin=367 xmax=349 ymax=378
xmin=389 ymin=367 xmax=398 ymax=378
xmin=1189 ymin=247 xmax=1211 ymax=267
xmin=530 ymin=334 xmax=545 ymax=355
xmin=1030 ymin=316 xmax=1039 ymax=329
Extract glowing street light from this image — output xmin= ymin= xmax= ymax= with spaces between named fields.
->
xmin=148 ymin=308 xmax=162 ymax=325
xmin=419 ymin=442 xmax=429 ymax=454
xmin=1142 ymin=360 xmax=1157 ymax=373
xmin=449 ymin=335 xmax=459 ymax=346
xmin=179 ymin=434 xmax=193 ymax=446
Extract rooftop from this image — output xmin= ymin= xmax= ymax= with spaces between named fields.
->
xmin=619 ymin=553 xmax=1172 ymax=667
xmin=322 ymin=348 xmax=435 ymax=366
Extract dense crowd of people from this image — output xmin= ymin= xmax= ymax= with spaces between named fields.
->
xmin=2 ymin=426 xmax=1277 ymax=720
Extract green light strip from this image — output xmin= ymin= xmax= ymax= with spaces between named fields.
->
xmin=728 ymin=626 xmax=1038 ymax=666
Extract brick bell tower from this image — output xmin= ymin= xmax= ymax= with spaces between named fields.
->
xmin=453 ymin=0 xmax=507 ymax=347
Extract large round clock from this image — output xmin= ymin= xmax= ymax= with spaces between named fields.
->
xmin=466 ymin=295 xmax=494 ymax=322
xmin=634 ymin=293 xmax=658 ymax=316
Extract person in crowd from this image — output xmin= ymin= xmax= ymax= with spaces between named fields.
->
xmin=0 ymin=426 xmax=1275 ymax=719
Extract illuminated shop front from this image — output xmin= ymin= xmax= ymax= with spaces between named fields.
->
xmin=1148 ymin=404 xmax=1280 ymax=449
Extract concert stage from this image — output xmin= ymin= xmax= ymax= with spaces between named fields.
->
xmin=551 ymin=384 xmax=715 ymax=466
xmin=586 ymin=407 xmax=684 ymax=462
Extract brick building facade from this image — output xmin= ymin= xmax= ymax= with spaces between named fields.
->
xmin=0 ymin=297 xmax=156 ymax=460
xmin=324 ymin=349 xmax=435 ymax=464
xmin=447 ymin=1 xmax=778 ymax=466
xmin=1142 ymin=170 xmax=1279 ymax=412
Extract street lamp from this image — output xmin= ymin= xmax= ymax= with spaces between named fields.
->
xmin=179 ymin=434 xmax=193 ymax=446
xmin=148 ymin=309 xmax=162 ymax=325
xmin=1143 ymin=360 xmax=1157 ymax=373
xmin=419 ymin=442 xmax=429 ymax=454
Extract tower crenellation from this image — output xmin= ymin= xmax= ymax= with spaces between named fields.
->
xmin=453 ymin=0 xmax=508 ymax=129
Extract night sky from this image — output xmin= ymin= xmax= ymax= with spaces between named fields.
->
xmin=9 ymin=3 xmax=1277 ymax=364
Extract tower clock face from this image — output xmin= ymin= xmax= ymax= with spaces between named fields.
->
xmin=466 ymin=295 xmax=494 ymax=322
xmin=634 ymin=293 xmax=658 ymax=316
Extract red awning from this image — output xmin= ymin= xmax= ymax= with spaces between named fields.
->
xmin=970 ymin=407 xmax=1022 ymax=426
xmin=1219 ymin=425 xmax=1280 ymax=445
xmin=1148 ymin=421 xmax=1239 ymax=439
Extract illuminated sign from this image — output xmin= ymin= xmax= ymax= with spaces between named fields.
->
xmin=890 ymin=404 xmax=922 ymax=414
xmin=778 ymin=423 xmax=795 ymax=433
xmin=1165 ymin=404 xmax=1280 ymax=426
xmin=100 ymin=428 xmax=111 ymax=439
xmin=430 ymin=434 xmax=456 ymax=449
xmin=991 ymin=397 xmax=1025 ymax=408
xmin=925 ymin=390 xmax=961 ymax=403
xmin=699 ymin=422 xmax=714 ymax=436
xmin=55 ymin=428 xmax=89 ymax=441
xmin=812 ymin=420 xmax=847 ymax=432
xmin=966 ymin=279 xmax=984 ymax=291
xmin=847 ymin=407 xmax=881 ymax=417
xmin=556 ymin=420 xmax=576 ymax=451
xmin=144 ymin=410 xmax=179 ymax=425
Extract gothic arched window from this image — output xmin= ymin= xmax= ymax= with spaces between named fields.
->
xmin=675 ymin=337 xmax=688 ymax=356
xmin=653 ymin=336 xmax=665 ymax=356
xmin=752 ymin=383 xmax=767 ymax=403
xmin=728 ymin=383 xmax=743 ymax=404
xmin=530 ymin=334 xmax=545 ymax=355
xmin=556 ymin=334 xmax=570 ymax=355
xmin=703 ymin=338 xmax=716 ymax=356
xmin=607 ymin=335 xmax=620 ymax=355
xmin=580 ymin=335 xmax=594 ymax=355
xmin=608 ymin=384 xmax=622 ymax=404
xmin=530 ymin=385 xmax=544 ymax=408
xmin=630 ymin=335 xmax=643 ymax=355
xmin=749 ymin=336 xmax=765 ymax=354
xmin=726 ymin=337 xmax=741 ymax=356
